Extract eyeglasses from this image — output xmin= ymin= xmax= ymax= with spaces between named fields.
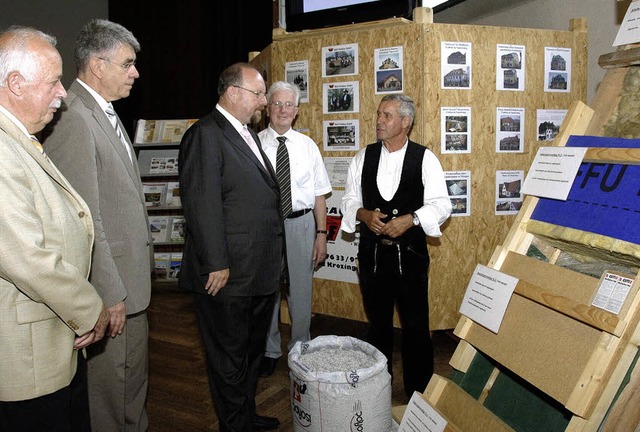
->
xmin=233 ymin=85 xmax=266 ymax=99
xmin=270 ymin=101 xmax=297 ymax=110
xmin=98 ymin=57 xmax=137 ymax=72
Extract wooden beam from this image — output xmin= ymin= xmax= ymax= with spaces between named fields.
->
xmin=513 ymin=279 xmax=624 ymax=337
xmin=599 ymin=46 xmax=640 ymax=69
xmin=584 ymin=147 xmax=640 ymax=165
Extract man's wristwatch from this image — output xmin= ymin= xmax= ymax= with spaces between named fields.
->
xmin=411 ymin=213 xmax=420 ymax=226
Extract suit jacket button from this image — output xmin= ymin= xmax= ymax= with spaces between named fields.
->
xmin=78 ymin=211 xmax=85 ymax=218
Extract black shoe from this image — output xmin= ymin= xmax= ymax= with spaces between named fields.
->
xmin=252 ymin=414 xmax=280 ymax=431
xmin=260 ymin=356 xmax=278 ymax=377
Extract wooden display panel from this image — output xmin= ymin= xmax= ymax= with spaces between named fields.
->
xmin=443 ymin=96 xmax=640 ymax=428
xmin=423 ymin=375 xmax=514 ymax=432
xmin=257 ymin=11 xmax=588 ymax=329
xmin=422 ymin=20 xmax=588 ymax=330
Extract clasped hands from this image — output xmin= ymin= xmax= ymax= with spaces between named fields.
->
xmin=357 ymin=208 xmax=412 ymax=239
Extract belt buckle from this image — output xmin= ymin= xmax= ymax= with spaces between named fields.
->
xmin=380 ymin=238 xmax=394 ymax=246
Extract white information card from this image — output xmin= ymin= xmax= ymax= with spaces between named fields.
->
xmin=614 ymin=0 xmax=640 ymax=47
xmin=521 ymin=146 xmax=587 ymax=200
xmin=399 ymin=392 xmax=447 ymax=432
xmin=459 ymin=264 xmax=519 ymax=334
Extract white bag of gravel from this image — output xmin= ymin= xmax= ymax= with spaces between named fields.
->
xmin=288 ymin=335 xmax=392 ymax=432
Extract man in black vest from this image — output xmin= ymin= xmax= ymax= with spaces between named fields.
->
xmin=340 ymin=94 xmax=451 ymax=399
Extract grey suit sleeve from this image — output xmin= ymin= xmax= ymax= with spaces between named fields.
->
xmin=45 ymin=111 xmax=128 ymax=308
xmin=179 ymin=123 xmax=228 ymax=273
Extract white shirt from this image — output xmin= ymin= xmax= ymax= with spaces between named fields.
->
xmin=76 ymin=79 xmax=111 ymax=117
xmin=340 ymin=140 xmax=452 ymax=237
xmin=216 ymin=104 xmax=266 ymax=167
xmin=258 ymin=126 xmax=332 ymax=211
xmin=0 ymin=105 xmax=32 ymax=141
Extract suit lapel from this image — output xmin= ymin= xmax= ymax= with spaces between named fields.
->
xmin=0 ymin=112 xmax=80 ymax=199
xmin=70 ymin=82 xmax=140 ymax=186
xmin=215 ymin=111 xmax=277 ymax=188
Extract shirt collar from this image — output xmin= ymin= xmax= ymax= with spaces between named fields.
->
xmin=216 ymin=104 xmax=245 ymax=135
xmin=267 ymin=125 xmax=292 ymax=142
xmin=0 ymin=104 xmax=33 ymax=140
xmin=76 ymin=78 xmax=111 ymax=113
xmin=381 ymin=138 xmax=409 ymax=155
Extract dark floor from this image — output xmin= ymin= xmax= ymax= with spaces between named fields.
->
xmin=146 ymin=285 xmax=458 ymax=431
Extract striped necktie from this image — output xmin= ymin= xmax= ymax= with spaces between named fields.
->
xmin=30 ymin=136 xmax=47 ymax=159
xmin=276 ymin=136 xmax=292 ymax=218
xmin=105 ymin=103 xmax=133 ymax=162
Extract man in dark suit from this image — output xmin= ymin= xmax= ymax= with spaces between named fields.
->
xmin=179 ymin=63 xmax=283 ymax=432
xmin=43 ymin=19 xmax=153 ymax=431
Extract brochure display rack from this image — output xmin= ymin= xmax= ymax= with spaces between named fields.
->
xmin=134 ymin=119 xmax=195 ymax=283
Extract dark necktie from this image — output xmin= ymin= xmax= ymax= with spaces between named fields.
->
xmin=276 ymin=136 xmax=292 ymax=218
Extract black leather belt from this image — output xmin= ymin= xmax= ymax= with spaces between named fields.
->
xmin=287 ymin=208 xmax=312 ymax=219
xmin=378 ymin=238 xmax=400 ymax=246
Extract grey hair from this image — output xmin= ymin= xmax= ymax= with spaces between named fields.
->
xmin=266 ymin=81 xmax=300 ymax=106
xmin=0 ymin=26 xmax=57 ymax=85
xmin=217 ymin=62 xmax=258 ymax=96
xmin=381 ymin=94 xmax=415 ymax=125
xmin=74 ymin=19 xmax=140 ymax=73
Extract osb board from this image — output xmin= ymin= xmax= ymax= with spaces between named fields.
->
xmin=456 ymin=294 xmax=601 ymax=407
xmin=270 ymin=21 xmax=425 ymax=323
xmin=262 ymin=19 xmax=587 ymax=328
xmin=421 ymin=22 xmax=588 ymax=330
xmin=501 ymin=252 xmax=599 ymax=304
xmin=424 ymin=374 xmax=514 ymax=431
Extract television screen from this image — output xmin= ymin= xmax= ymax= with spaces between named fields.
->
xmin=285 ymin=0 xmax=416 ymax=32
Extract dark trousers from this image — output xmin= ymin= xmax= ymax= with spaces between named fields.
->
xmin=0 ymin=354 xmax=91 ymax=432
xmin=358 ymin=242 xmax=433 ymax=398
xmin=194 ymin=292 xmax=275 ymax=432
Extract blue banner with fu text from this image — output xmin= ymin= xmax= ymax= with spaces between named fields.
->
xmin=530 ymin=135 xmax=639 ymax=245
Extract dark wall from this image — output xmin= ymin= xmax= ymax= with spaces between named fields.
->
xmin=108 ymin=1 xmax=273 ymax=135
xmin=0 ymin=1 xmax=108 ymax=89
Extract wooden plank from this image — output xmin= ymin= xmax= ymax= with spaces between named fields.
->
xmin=566 ymin=277 xmax=640 ymax=417
xmin=583 ymin=147 xmax=640 ymax=165
xmin=501 ymin=251 xmax=625 ymax=335
xmin=412 ymin=6 xmax=433 ymax=24
xmin=501 ymin=251 xmax=599 ymax=305
xmin=449 ymin=339 xmax=476 ymax=373
xmin=423 ymin=375 xmax=514 ymax=432
xmin=477 ymin=368 xmax=500 ymax=405
xmin=514 ymin=279 xmax=622 ymax=336
xmin=598 ymin=46 xmax=640 ymax=69
xmin=585 ymin=68 xmax=627 ymax=137
xmin=554 ymin=100 xmax=594 ymax=146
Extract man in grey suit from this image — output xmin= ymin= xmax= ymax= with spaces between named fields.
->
xmin=0 ymin=26 xmax=109 ymax=432
xmin=43 ymin=19 xmax=153 ymax=431
xmin=179 ymin=62 xmax=283 ymax=432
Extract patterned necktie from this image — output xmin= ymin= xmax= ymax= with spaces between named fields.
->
xmin=276 ymin=136 xmax=292 ymax=218
xmin=105 ymin=103 xmax=133 ymax=162
xmin=30 ymin=136 xmax=48 ymax=161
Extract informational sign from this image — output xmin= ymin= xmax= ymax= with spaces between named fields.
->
xmin=592 ymin=272 xmax=636 ymax=315
xmin=314 ymin=191 xmax=359 ymax=284
xmin=399 ymin=392 xmax=447 ymax=432
xmin=459 ymin=264 xmax=518 ymax=334
xmin=531 ymin=135 xmax=640 ymax=246
xmin=522 ymin=146 xmax=587 ymax=200
xmin=613 ymin=0 xmax=640 ymax=47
